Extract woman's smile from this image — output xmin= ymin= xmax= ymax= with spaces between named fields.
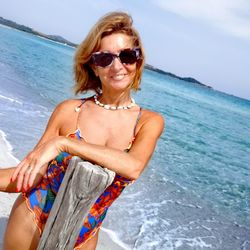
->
xmin=111 ymin=73 xmax=128 ymax=81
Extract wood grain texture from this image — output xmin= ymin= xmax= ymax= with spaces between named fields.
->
xmin=38 ymin=156 xmax=115 ymax=250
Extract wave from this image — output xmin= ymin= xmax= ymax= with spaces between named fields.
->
xmin=101 ymin=227 xmax=131 ymax=250
xmin=0 ymin=129 xmax=20 ymax=166
xmin=0 ymin=94 xmax=23 ymax=105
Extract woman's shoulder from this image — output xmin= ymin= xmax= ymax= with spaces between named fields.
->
xmin=54 ymin=98 xmax=85 ymax=113
xmin=137 ymin=108 xmax=165 ymax=136
xmin=57 ymin=98 xmax=84 ymax=108
xmin=140 ymin=108 xmax=164 ymax=123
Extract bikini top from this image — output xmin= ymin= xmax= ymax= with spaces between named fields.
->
xmin=72 ymin=97 xmax=142 ymax=152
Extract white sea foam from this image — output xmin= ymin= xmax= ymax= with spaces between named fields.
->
xmin=101 ymin=227 xmax=131 ymax=250
xmin=35 ymin=34 xmax=75 ymax=48
xmin=133 ymin=217 xmax=215 ymax=250
xmin=0 ymin=129 xmax=20 ymax=166
xmin=0 ymin=94 xmax=22 ymax=105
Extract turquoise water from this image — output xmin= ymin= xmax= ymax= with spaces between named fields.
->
xmin=0 ymin=25 xmax=250 ymax=249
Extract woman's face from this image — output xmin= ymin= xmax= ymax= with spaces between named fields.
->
xmin=93 ymin=33 xmax=137 ymax=93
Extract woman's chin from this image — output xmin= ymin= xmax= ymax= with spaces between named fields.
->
xmin=108 ymin=80 xmax=131 ymax=91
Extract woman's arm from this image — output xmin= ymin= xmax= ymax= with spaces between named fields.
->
xmin=11 ymin=100 xmax=79 ymax=191
xmin=63 ymin=112 xmax=164 ymax=179
xmin=13 ymin=110 xmax=164 ymax=191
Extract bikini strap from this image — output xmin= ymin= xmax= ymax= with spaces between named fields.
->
xmin=75 ymin=98 xmax=86 ymax=112
xmin=74 ymin=98 xmax=87 ymax=130
xmin=133 ymin=107 xmax=142 ymax=137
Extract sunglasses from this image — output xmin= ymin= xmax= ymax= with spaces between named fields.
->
xmin=91 ymin=48 xmax=141 ymax=68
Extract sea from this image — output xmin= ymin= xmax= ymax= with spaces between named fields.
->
xmin=0 ymin=25 xmax=250 ymax=250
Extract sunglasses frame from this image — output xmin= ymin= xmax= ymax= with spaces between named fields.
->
xmin=91 ymin=47 xmax=141 ymax=68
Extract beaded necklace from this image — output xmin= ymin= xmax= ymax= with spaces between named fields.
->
xmin=93 ymin=94 xmax=136 ymax=110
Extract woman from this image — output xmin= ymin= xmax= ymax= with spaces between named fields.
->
xmin=1 ymin=11 xmax=164 ymax=250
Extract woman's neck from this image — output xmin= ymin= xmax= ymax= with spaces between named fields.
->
xmin=98 ymin=89 xmax=132 ymax=106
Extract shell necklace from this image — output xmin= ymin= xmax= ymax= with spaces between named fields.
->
xmin=93 ymin=94 xmax=136 ymax=110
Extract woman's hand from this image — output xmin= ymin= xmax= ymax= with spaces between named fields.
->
xmin=11 ymin=136 xmax=65 ymax=192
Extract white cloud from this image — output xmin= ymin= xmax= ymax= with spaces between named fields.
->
xmin=154 ymin=0 xmax=250 ymax=40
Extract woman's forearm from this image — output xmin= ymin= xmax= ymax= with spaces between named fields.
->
xmin=0 ymin=168 xmax=18 ymax=192
xmin=60 ymin=136 xmax=142 ymax=180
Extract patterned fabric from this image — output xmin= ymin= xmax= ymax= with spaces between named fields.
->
xmin=22 ymin=130 xmax=133 ymax=249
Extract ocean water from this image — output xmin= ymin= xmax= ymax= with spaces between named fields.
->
xmin=0 ymin=25 xmax=250 ymax=250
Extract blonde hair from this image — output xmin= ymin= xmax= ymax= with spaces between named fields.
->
xmin=74 ymin=11 xmax=145 ymax=95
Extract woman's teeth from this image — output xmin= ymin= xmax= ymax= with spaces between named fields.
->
xmin=112 ymin=74 xmax=126 ymax=80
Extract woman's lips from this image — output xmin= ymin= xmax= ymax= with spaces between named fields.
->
xmin=111 ymin=73 xmax=127 ymax=81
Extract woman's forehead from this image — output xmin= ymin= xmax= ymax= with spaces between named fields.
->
xmin=99 ymin=33 xmax=134 ymax=52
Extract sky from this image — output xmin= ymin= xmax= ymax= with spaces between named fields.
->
xmin=1 ymin=0 xmax=250 ymax=100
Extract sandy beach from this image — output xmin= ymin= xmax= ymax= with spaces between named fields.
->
xmin=0 ymin=132 xmax=126 ymax=250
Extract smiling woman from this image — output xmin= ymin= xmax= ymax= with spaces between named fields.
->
xmin=0 ymin=11 xmax=164 ymax=250
xmin=91 ymin=33 xmax=139 ymax=94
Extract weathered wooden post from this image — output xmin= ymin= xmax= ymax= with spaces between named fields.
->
xmin=37 ymin=156 xmax=115 ymax=250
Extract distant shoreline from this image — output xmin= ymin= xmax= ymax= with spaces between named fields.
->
xmin=0 ymin=17 xmax=77 ymax=47
xmin=144 ymin=64 xmax=212 ymax=88
xmin=0 ymin=16 xmax=212 ymax=89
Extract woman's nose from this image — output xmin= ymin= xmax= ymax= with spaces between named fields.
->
xmin=111 ymin=56 xmax=123 ymax=70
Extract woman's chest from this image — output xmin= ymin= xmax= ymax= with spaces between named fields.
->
xmin=60 ymin=110 xmax=138 ymax=150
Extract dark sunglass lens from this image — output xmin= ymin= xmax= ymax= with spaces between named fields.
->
xmin=119 ymin=50 xmax=138 ymax=64
xmin=94 ymin=53 xmax=113 ymax=67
